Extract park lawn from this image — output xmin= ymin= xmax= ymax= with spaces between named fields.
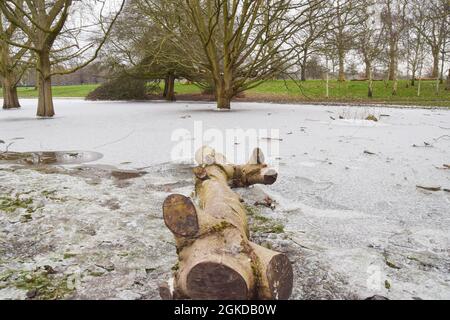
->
xmin=2 ymin=80 xmax=449 ymax=107
xmin=173 ymin=79 xmax=450 ymax=106
xmin=13 ymin=84 xmax=99 ymax=98
xmin=244 ymin=79 xmax=450 ymax=106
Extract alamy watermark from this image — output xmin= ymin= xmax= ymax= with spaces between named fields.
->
xmin=170 ymin=121 xmax=281 ymax=167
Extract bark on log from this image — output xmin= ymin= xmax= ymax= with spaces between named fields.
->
xmin=161 ymin=147 xmax=292 ymax=300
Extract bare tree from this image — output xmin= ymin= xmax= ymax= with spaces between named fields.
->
xmin=411 ymin=0 xmax=449 ymax=80
xmin=293 ymin=0 xmax=331 ymax=81
xmin=380 ymin=0 xmax=407 ymax=95
xmin=403 ymin=6 xmax=426 ymax=87
xmin=105 ymin=0 xmax=206 ymax=101
xmin=440 ymin=37 xmax=449 ymax=85
xmin=325 ymin=0 xmax=365 ymax=82
xmin=355 ymin=0 xmax=385 ymax=96
xmin=0 ymin=2 xmax=29 ymax=109
xmin=355 ymin=2 xmax=384 ymax=77
xmin=143 ymin=0 xmax=319 ymax=110
xmin=302 ymin=55 xmax=327 ymax=79
xmin=0 ymin=0 xmax=125 ymax=117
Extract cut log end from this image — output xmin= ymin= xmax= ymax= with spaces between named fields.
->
xmin=164 ymin=146 xmax=291 ymax=300
xmin=242 ymin=166 xmax=278 ymax=186
xmin=186 ymin=261 xmax=249 ymax=300
xmin=266 ymin=254 xmax=293 ymax=300
xmin=261 ymin=168 xmax=278 ymax=185
xmin=163 ymin=194 xmax=199 ymax=237
xmin=193 ymin=166 xmax=208 ymax=180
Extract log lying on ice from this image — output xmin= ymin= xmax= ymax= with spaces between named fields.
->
xmin=161 ymin=147 xmax=292 ymax=300
xmin=194 ymin=146 xmax=278 ymax=187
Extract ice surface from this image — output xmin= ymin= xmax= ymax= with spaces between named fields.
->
xmin=0 ymin=99 xmax=449 ymax=300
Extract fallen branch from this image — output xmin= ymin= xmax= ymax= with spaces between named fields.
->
xmin=416 ymin=185 xmax=442 ymax=192
xmin=0 ymin=141 xmax=15 ymax=154
xmin=161 ymin=147 xmax=292 ymax=300
xmin=412 ymin=142 xmax=433 ymax=148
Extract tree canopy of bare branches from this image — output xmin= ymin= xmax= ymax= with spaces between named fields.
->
xmin=0 ymin=0 xmax=125 ymax=117
xmin=137 ymin=0 xmax=325 ymax=109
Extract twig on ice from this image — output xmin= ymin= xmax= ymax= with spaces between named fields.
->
xmin=0 ymin=142 xmax=15 ymax=154
xmin=416 ymin=185 xmax=441 ymax=192
xmin=433 ymin=135 xmax=450 ymax=142
xmin=94 ymin=130 xmax=135 ymax=149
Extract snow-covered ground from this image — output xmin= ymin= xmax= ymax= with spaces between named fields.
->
xmin=0 ymin=99 xmax=449 ymax=300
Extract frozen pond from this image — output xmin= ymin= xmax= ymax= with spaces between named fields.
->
xmin=0 ymin=99 xmax=449 ymax=300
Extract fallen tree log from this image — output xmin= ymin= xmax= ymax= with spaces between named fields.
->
xmin=161 ymin=147 xmax=293 ymax=300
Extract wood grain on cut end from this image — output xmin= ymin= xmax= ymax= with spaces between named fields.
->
xmin=163 ymin=194 xmax=199 ymax=237
xmin=186 ymin=262 xmax=249 ymax=300
xmin=193 ymin=166 xmax=208 ymax=180
xmin=262 ymin=168 xmax=278 ymax=185
xmin=266 ymin=254 xmax=293 ymax=300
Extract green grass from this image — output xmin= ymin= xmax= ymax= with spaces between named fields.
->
xmin=13 ymin=84 xmax=99 ymax=98
xmin=244 ymin=79 xmax=450 ymax=107
xmin=2 ymin=79 xmax=449 ymax=107
xmin=249 ymin=80 xmax=450 ymax=100
xmin=172 ymin=79 xmax=450 ymax=106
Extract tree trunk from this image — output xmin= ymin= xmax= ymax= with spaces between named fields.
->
xmin=388 ymin=43 xmax=397 ymax=81
xmin=165 ymin=73 xmax=176 ymax=101
xmin=405 ymin=51 xmax=411 ymax=88
xmin=216 ymin=80 xmax=232 ymax=110
xmin=161 ymin=147 xmax=292 ymax=300
xmin=338 ymin=51 xmax=346 ymax=82
xmin=368 ymin=68 xmax=373 ymax=98
xmin=163 ymin=77 xmax=169 ymax=98
xmin=446 ymin=69 xmax=450 ymax=91
xmin=300 ymin=66 xmax=307 ymax=82
xmin=431 ymin=49 xmax=439 ymax=79
xmin=417 ymin=78 xmax=422 ymax=96
xmin=364 ymin=60 xmax=371 ymax=79
xmin=440 ymin=50 xmax=445 ymax=84
xmin=36 ymin=51 xmax=55 ymax=117
xmin=2 ymin=73 xmax=21 ymax=109
xmin=390 ymin=45 xmax=398 ymax=96
xmin=417 ymin=62 xmax=424 ymax=97
xmin=392 ymin=79 xmax=398 ymax=96
xmin=217 ymin=92 xmax=231 ymax=109
xmin=435 ymin=77 xmax=440 ymax=95
xmin=300 ymin=50 xmax=308 ymax=81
